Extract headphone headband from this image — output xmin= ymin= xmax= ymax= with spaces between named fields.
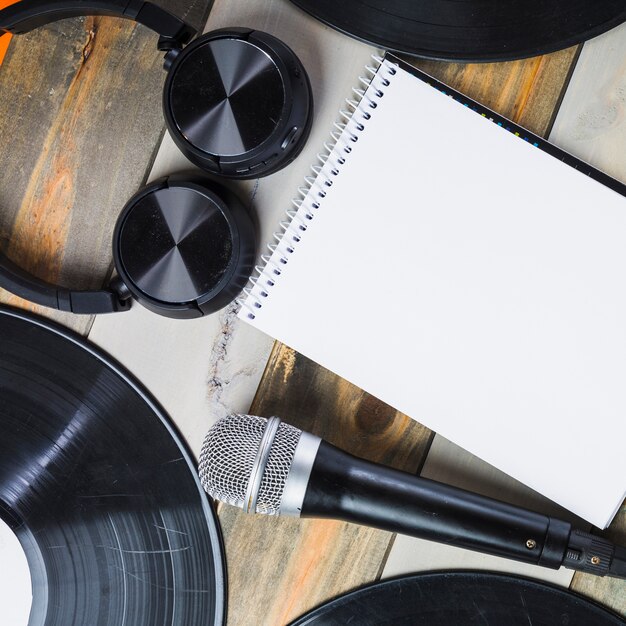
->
xmin=0 ymin=0 xmax=195 ymax=45
xmin=0 ymin=13 xmax=309 ymax=318
xmin=0 ymin=0 xmax=196 ymax=315
xmin=0 ymin=250 xmax=130 ymax=313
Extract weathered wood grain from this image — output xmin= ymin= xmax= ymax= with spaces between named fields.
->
xmin=0 ymin=1 xmax=210 ymax=335
xmin=408 ymin=46 xmax=579 ymax=137
xmin=217 ymin=343 xmax=434 ymax=626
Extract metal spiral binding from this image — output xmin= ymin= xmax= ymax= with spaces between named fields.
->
xmin=239 ymin=55 xmax=398 ymax=320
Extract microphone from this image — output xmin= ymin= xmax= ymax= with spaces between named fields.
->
xmin=199 ymin=414 xmax=626 ymax=579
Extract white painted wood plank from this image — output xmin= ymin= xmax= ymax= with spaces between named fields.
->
xmin=88 ymin=1 xmax=377 ymax=458
xmin=89 ymin=303 xmax=272 ymax=458
xmin=549 ymin=22 xmax=626 ymax=182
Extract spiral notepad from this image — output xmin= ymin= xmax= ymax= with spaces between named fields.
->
xmin=239 ymin=55 xmax=626 ymax=528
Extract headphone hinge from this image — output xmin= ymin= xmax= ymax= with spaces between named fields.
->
xmin=162 ymin=43 xmax=182 ymax=71
xmin=158 ymin=34 xmax=183 ymax=49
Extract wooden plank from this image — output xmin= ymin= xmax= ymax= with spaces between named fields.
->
xmin=549 ymin=23 xmax=626 ymax=182
xmin=0 ymin=1 xmax=210 ymax=335
xmin=217 ymin=343 xmax=434 ymax=626
xmin=547 ymin=23 xmax=626 ymax=617
xmin=410 ymin=46 xmax=579 ymax=136
xmin=90 ymin=302 xmax=276 ymax=458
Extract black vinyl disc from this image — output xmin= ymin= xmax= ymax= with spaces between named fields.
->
xmin=0 ymin=307 xmax=225 ymax=625
xmin=290 ymin=572 xmax=626 ymax=626
xmin=289 ymin=0 xmax=626 ymax=62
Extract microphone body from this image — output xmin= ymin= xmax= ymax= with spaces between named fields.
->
xmin=303 ymin=440 xmax=569 ymax=569
xmin=199 ymin=414 xmax=626 ymax=579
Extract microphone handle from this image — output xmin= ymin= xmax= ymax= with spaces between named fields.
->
xmin=301 ymin=441 xmax=619 ymax=576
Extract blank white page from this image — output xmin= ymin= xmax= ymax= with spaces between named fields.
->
xmin=240 ymin=58 xmax=626 ymax=528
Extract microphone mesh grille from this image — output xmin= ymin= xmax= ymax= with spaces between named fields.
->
xmin=198 ymin=414 xmax=302 ymax=515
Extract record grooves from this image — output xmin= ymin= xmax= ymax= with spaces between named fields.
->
xmin=289 ymin=0 xmax=626 ymax=62
xmin=0 ymin=307 xmax=225 ymax=626
xmin=291 ymin=571 xmax=626 ymax=625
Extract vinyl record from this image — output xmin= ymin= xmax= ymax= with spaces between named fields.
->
xmin=290 ymin=572 xmax=626 ymax=626
xmin=0 ymin=306 xmax=225 ymax=625
xmin=289 ymin=0 xmax=626 ymax=62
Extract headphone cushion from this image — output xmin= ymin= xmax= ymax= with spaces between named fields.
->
xmin=163 ymin=29 xmax=313 ymax=179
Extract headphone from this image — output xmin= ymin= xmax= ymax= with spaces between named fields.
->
xmin=0 ymin=0 xmax=314 ymax=319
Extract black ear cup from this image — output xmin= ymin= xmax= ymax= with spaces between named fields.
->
xmin=163 ymin=28 xmax=313 ymax=179
xmin=112 ymin=174 xmax=256 ymax=319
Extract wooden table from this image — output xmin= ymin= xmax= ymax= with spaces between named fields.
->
xmin=1 ymin=1 xmax=625 ymax=624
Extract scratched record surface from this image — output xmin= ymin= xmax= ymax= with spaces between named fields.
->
xmin=289 ymin=0 xmax=626 ymax=62
xmin=0 ymin=307 xmax=225 ymax=626
xmin=290 ymin=572 xmax=626 ymax=625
